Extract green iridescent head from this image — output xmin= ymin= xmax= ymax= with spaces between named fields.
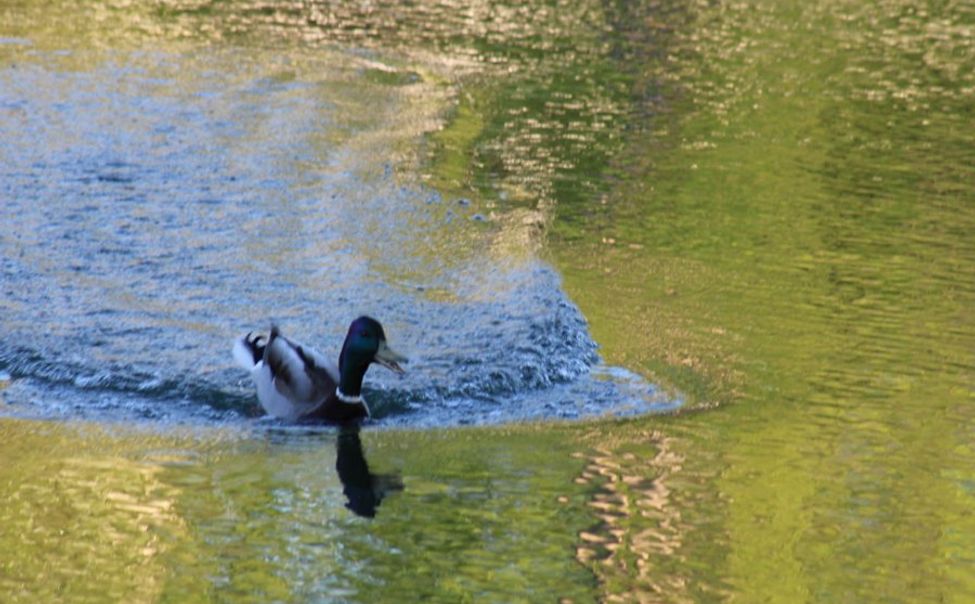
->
xmin=338 ymin=316 xmax=407 ymax=396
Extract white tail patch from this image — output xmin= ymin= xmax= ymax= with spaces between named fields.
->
xmin=232 ymin=335 xmax=260 ymax=371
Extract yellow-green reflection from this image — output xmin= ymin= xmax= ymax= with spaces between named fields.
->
xmin=0 ymin=419 xmax=598 ymax=603
xmin=0 ymin=419 xmax=197 ymax=602
xmin=542 ymin=0 xmax=975 ymax=600
xmin=423 ymin=0 xmax=975 ymax=600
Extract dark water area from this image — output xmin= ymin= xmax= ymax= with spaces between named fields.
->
xmin=2 ymin=0 xmax=975 ymax=602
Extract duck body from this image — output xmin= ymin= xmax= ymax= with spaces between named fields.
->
xmin=233 ymin=316 xmax=406 ymax=423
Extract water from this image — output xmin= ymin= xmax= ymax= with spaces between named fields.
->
xmin=0 ymin=40 xmax=672 ymax=427
xmin=2 ymin=0 xmax=975 ymax=602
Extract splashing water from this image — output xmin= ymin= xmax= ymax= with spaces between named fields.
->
xmin=0 ymin=47 xmax=677 ymax=427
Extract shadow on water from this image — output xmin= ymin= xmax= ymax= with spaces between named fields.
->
xmin=335 ymin=424 xmax=403 ymax=518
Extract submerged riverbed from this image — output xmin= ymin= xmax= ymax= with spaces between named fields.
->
xmin=2 ymin=0 xmax=974 ymax=601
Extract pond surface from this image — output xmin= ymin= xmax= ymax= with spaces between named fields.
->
xmin=1 ymin=0 xmax=974 ymax=601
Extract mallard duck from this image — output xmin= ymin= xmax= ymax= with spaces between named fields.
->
xmin=233 ymin=316 xmax=407 ymax=423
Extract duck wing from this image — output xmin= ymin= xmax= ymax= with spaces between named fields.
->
xmin=264 ymin=327 xmax=339 ymax=406
xmin=293 ymin=342 xmax=340 ymax=398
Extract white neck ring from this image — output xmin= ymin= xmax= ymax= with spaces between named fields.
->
xmin=335 ymin=389 xmax=364 ymax=404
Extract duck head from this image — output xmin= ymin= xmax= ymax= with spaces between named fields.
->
xmin=338 ymin=316 xmax=407 ymax=397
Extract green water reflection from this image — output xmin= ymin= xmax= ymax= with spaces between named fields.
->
xmin=3 ymin=0 xmax=975 ymax=601
xmin=429 ymin=0 xmax=975 ymax=600
xmin=551 ymin=0 xmax=975 ymax=600
xmin=0 ymin=420 xmax=598 ymax=602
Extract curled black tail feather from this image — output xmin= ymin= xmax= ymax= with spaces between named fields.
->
xmin=244 ymin=332 xmax=267 ymax=365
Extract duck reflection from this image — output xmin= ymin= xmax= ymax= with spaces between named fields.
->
xmin=336 ymin=424 xmax=403 ymax=518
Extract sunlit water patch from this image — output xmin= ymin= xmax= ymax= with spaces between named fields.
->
xmin=0 ymin=47 xmax=677 ymax=427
